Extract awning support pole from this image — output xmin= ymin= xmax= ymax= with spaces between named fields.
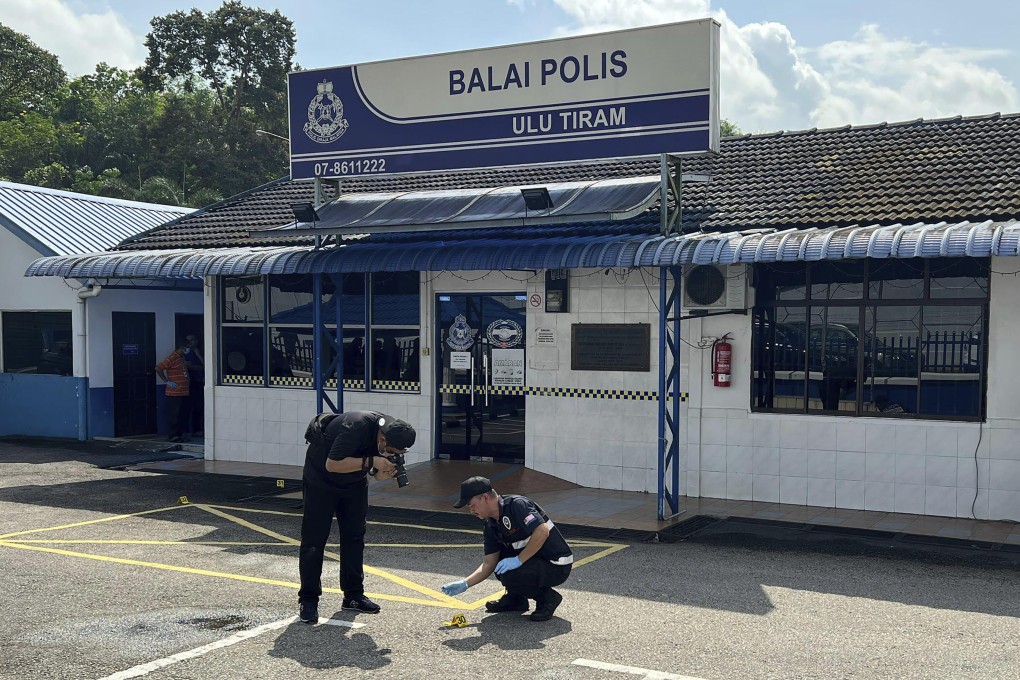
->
xmin=313 ymin=273 xmax=344 ymax=414
xmin=658 ymin=269 xmax=683 ymax=519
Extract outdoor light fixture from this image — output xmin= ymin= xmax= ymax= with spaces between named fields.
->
xmin=290 ymin=202 xmax=319 ymax=223
xmin=256 ymin=129 xmax=290 ymax=143
xmin=521 ymin=187 xmax=554 ymax=211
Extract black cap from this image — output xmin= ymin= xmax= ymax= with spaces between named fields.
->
xmin=378 ymin=415 xmax=416 ymax=449
xmin=453 ymin=476 xmax=493 ymax=508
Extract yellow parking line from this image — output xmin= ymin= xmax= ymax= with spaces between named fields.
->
xmin=4 ymin=540 xmax=287 ymax=546
xmin=195 ymin=504 xmax=467 ymax=608
xmin=0 ymin=504 xmax=190 ymax=540
xmin=0 ymin=540 xmax=468 ymax=609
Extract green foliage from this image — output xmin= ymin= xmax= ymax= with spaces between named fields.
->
xmin=0 ymin=23 xmax=67 ymax=118
xmin=721 ymin=119 xmax=742 ymax=138
xmin=23 ymin=162 xmax=69 ymax=189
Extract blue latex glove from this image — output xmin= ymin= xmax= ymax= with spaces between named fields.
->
xmin=441 ymin=579 xmax=468 ymax=596
xmin=494 ymin=556 xmax=522 ymax=575
xmin=166 ymin=381 xmax=178 ymax=389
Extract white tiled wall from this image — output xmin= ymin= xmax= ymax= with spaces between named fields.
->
xmin=523 ymin=268 xmax=665 ymax=494
xmin=211 ymin=386 xmax=433 ymax=467
xmin=204 ymin=263 xmax=1020 ymax=521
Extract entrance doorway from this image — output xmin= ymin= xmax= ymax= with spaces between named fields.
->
xmin=112 ymin=311 xmax=156 ymax=436
xmin=437 ymin=293 xmax=527 ymax=462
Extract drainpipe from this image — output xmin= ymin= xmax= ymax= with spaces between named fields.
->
xmin=76 ymin=280 xmax=102 ymax=440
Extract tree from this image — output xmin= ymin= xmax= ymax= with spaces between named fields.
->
xmin=141 ymin=1 xmax=295 ymax=126
xmin=721 ymin=119 xmax=742 ymax=138
xmin=0 ymin=23 xmax=67 ymax=118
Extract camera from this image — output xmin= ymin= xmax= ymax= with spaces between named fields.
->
xmin=385 ymin=452 xmax=409 ymax=488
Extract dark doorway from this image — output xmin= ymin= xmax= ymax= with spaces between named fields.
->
xmin=176 ymin=313 xmax=205 ymax=436
xmin=112 ymin=312 xmax=156 ymax=436
xmin=437 ymin=293 xmax=526 ymax=463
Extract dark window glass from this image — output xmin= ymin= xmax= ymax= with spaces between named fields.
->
xmin=918 ymin=306 xmax=983 ymax=417
xmin=810 ymin=261 xmax=864 ymax=300
xmin=808 ymin=307 xmax=860 ymax=413
xmin=863 ymin=306 xmax=920 ymax=416
xmin=755 ymin=263 xmax=806 ymax=303
xmin=269 ymin=275 xmax=319 ymax=324
xmin=752 ymin=306 xmax=807 ymax=411
xmin=751 ymin=258 xmax=987 ymax=420
xmin=269 ymin=327 xmax=315 ymax=381
xmin=2 ymin=311 xmax=72 ymax=374
xmin=221 ymin=327 xmax=264 ymax=380
xmin=371 ymin=272 xmax=421 ymax=325
xmin=342 ymin=329 xmax=366 ymax=382
xmin=930 ymin=259 xmax=989 ymax=299
xmin=869 ymin=259 xmax=924 ymax=299
xmin=340 ymin=273 xmax=366 ymax=324
xmin=370 ymin=329 xmax=421 ymax=383
xmin=223 ymin=277 xmax=264 ymax=323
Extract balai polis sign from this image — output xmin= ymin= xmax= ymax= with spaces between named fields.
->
xmin=287 ymin=19 xmax=719 ymax=180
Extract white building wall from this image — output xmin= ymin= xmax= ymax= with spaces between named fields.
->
xmin=0 ymin=234 xmax=80 ymax=371
xmin=522 ymin=268 xmax=662 ymax=493
xmin=679 ymin=259 xmax=1019 ymax=522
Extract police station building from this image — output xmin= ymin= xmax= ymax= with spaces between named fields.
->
xmin=27 ymin=20 xmax=1020 ymax=523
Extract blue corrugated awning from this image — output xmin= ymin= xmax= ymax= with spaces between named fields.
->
xmin=25 ymin=219 xmax=1020 ymax=279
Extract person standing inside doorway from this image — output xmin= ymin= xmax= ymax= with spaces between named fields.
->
xmin=155 ymin=339 xmax=191 ymax=442
xmin=183 ymin=334 xmax=204 ymax=437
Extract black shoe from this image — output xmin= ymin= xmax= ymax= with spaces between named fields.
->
xmin=485 ymin=594 xmax=529 ymax=613
xmin=342 ymin=594 xmax=381 ymax=613
xmin=299 ymin=601 xmax=318 ymax=624
xmin=530 ymin=589 xmax=563 ymax=622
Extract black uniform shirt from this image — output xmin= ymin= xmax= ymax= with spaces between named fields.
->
xmin=303 ymin=410 xmax=382 ymax=492
xmin=483 ymin=494 xmax=573 ymax=565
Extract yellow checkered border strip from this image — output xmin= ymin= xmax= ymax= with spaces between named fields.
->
xmin=265 ymin=376 xmax=420 ymax=392
xmin=440 ymin=384 xmax=689 ymax=401
xmin=222 ymin=374 xmax=263 ymax=386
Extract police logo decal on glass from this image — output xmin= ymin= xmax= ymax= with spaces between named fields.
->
xmin=486 ymin=319 xmax=523 ymax=349
xmin=446 ymin=314 xmax=476 ymax=351
xmin=304 ymin=80 xmax=350 ymax=143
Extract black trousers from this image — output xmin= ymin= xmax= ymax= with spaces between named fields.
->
xmin=298 ymin=481 xmax=368 ymax=604
xmin=166 ymin=395 xmax=191 ymax=439
xmin=496 ymin=555 xmax=571 ymax=601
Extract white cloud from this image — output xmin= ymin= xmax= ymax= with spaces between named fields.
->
xmin=0 ymin=0 xmax=143 ymax=76
xmin=545 ymin=0 xmax=1019 ymax=132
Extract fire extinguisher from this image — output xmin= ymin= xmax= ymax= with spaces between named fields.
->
xmin=712 ymin=335 xmax=732 ymax=387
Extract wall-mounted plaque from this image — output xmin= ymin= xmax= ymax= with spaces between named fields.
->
xmin=571 ymin=324 xmax=650 ymax=372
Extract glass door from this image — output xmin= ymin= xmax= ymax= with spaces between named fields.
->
xmin=437 ymin=293 xmax=527 ymax=462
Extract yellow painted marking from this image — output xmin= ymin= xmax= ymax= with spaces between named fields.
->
xmin=572 ymin=543 xmax=629 ymax=567
xmin=5 ymin=540 xmax=289 ymax=546
xmin=1 ymin=501 xmax=630 ymax=612
xmin=195 ymin=504 xmax=466 ymax=608
xmin=0 ymin=540 xmax=468 ymax=609
xmin=0 ymin=504 xmax=189 ymax=540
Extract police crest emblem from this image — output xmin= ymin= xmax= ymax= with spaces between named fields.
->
xmin=486 ymin=319 xmax=523 ymax=349
xmin=304 ymin=80 xmax=349 ymax=143
xmin=446 ymin=315 xmax=475 ymax=351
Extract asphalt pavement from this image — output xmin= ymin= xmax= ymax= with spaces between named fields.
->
xmin=1 ymin=438 xmax=1017 ymax=680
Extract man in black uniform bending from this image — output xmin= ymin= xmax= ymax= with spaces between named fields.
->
xmin=441 ymin=476 xmax=572 ymax=622
xmin=298 ymin=411 xmax=416 ymax=624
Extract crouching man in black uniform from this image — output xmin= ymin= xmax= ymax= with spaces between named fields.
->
xmin=442 ymin=476 xmax=572 ymax=622
xmin=298 ymin=411 xmax=416 ymax=623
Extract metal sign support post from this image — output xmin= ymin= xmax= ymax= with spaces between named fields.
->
xmin=313 ymin=273 xmax=345 ymax=414
xmin=657 ymin=154 xmax=684 ymax=519
xmin=658 ymin=265 xmax=683 ymax=519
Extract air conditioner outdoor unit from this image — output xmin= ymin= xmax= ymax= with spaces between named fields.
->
xmin=682 ymin=264 xmax=747 ymax=312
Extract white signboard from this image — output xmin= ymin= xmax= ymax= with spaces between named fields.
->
xmin=491 ymin=349 xmax=525 ymax=387
xmin=450 ymin=352 xmax=472 ymax=370
xmin=535 ymin=328 xmax=556 ymax=345
xmin=288 ymin=19 xmax=720 ymax=179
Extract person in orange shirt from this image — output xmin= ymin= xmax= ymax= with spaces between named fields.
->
xmin=156 ymin=339 xmax=192 ymax=442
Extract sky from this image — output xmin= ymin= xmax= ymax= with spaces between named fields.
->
xmin=2 ymin=0 xmax=1018 ymax=134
